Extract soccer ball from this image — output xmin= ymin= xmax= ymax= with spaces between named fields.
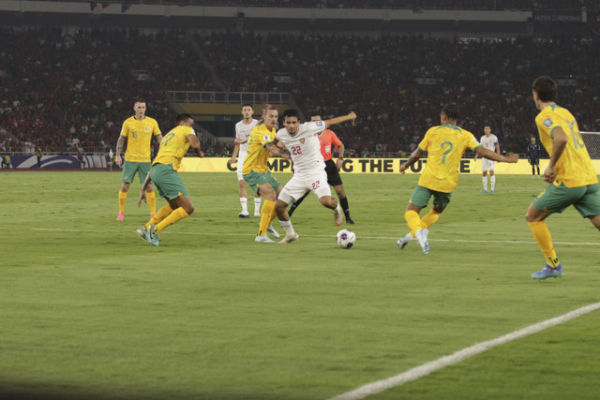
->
xmin=336 ymin=229 xmax=356 ymax=249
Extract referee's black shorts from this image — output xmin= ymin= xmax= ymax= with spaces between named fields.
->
xmin=528 ymin=157 xmax=539 ymax=165
xmin=324 ymin=159 xmax=343 ymax=186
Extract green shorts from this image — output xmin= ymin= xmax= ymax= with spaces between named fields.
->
xmin=121 ymin=161 xmax=151 ymax=184
xmin=532 ymin=183 xmax=600 ymax=218
xmin=410 ymin=185 xmax=452 ymax=211
xmin=243 ymin=170 xmax=280 ymax=194
xmin=150 ymin=163 xmax=190 ymax=200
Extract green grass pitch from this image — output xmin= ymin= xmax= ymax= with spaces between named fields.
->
xmin=1 ymin=171 xmax=599 ymax=400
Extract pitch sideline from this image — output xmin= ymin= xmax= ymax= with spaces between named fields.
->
xmin=326 ymin=302 xmax=600 ymax=400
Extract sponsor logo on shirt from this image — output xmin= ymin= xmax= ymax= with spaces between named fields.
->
xmin=316 ymin=121 xmax=323 ymax=127
xmin=543 ymin=118 xmax=553 ymax=128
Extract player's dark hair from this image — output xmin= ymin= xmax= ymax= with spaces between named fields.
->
xmin=242 ymin=103 xmax=253 ymax=109
xmin=282 ymin=109 xmax=300 ymax=120
xmin=176 ymin=113 xmax=193 ymax=123
xmin=532 ymin=76 xmax=557 ymax=102
xmin=133 ymin=99 xmax=146 ymax=105
xmin=441 ymin=104 xmax=459 ymax=120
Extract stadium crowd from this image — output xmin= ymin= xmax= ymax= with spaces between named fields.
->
xmin=2 ymin=28 xmax=599 ymax=157
xmin=36 ymin=0 xmax=598 ymax=11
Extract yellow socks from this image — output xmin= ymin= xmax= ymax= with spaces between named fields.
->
xmin=118 ymin=191 xmax=127 ymax=213
xmin=146 ymin=191 xmax=157 ymax=215
xmin=258 ymin=200 xmax=275 ymax=236
xmin=145 ymin=204 xmax=173 ymax=230
xmin=156 ymin=207 xmax=189 ymax=232
xmin=404 ymin=210 xmax=422 ymax=237
xmin=421 ymin=209 xmax=441 ymax=229
xmin=528 ymin=221 xmax=560 ymax=267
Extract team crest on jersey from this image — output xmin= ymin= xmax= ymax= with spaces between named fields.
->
xmin=316 ymin=121 xmax=323 ymax=127
xmin=145 ymin=127 xmax=150 ymax=131
xmin=263 ymin=135 xmax=271 ymax=142
xmin=300 ymin=138 xmax=305 ymax=144
xmin=543 ymin=118 xmax=553 ymax=128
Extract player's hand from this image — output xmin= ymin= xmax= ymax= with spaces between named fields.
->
xmin=115 ymin=155 xmax=122 ymax=168
xmin=543 ymin=165 xmax=556 ymax=183
xmin=399 ymin=161 xmax=408 ymax=174
xmin=234 ymin=138 xmax=244 ymax=145
xmin=348 ymin=111 xmax=357 ymax=126
xmin=137 ymin=191 xmax=147 ymax=207
xmin=228 ymin=156 xmax=236 ymax=165
xmin=336 ymin=158 xmax=343 ymax=170
xmin=505 ymin=153 xmax=519 ymax=163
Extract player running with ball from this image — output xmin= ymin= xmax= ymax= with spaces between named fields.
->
xmin=273 ymin=109 xmax=357 ymax=244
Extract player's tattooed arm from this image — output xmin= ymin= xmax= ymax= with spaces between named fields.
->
xmin=400 ymin=148 xmax=424 ymax=173
xmin=187 ymin=134 xmax=204 ymax=157
xmin=266 ymin=141 xmax=290 ymax=160
xmin=115 ymin=136 xmax=125 ymax=167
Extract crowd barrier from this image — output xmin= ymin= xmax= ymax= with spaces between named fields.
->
xmin=179 ymin=157 xmax=600 ymax=175
xmin=3 ymin=155 xmax=108 ymax=169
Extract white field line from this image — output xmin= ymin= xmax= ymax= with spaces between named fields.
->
xmin=327 ymin=302 xmax=600 ymax=400
xmin=29 ymin=227 xmax=599 ymax=246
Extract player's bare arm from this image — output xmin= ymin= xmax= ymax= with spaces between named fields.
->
xmin=187 ymin=134 xmax=204 ymax=157
xmin=266 ymin=140 xmax=290 ymax=160
xmin=475 ymin=147 xmax=518 ymax=163
xmin=324 ymin=112 xmax=357 ymax=129
xmin=138 ymin=172 xmax=151 ymax=207
xmin=400 ymin=148 xmax=424 ymax=173
xmin=543 ymin=126 xmax=568 ymax=184
xmin=335 ymin=143 xmax=345 ymax=170
xmin=115 ymin=136 xmax=125 ymax=167
xmin=229 ymin=142 xmax=240 ymax=165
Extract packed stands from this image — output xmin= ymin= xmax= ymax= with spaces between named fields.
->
xmin=1 ymin=28 xmax=599 ymax=157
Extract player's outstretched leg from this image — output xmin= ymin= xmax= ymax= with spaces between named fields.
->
xmin=275 ymin=199 xmax=299 ymax=244
xmin=318 ymin=196 xmax=343 ymax=226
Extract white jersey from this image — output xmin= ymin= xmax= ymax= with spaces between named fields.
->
xmin=276 ymin=121 xmax=326 ymax=176
xmin=480 ymin=134 xmax=499 ymax=160
xmin=235 ymin=119 xmax=258 ymax=154
xmin=480 ymin=134 xmax=498 ymax=151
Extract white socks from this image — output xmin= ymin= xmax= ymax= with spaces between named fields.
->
xmin=482 ymin=176 xmax=488 ymax=191
xmin=491 ymin=175 xmax=496 ymax=191
xmin=279 ymin=219 xmax=296 ymax=235
xmin=254 ymin=197 xmax=261 ymax=216
xmin=240 ymin=197 xmax=248 ymax=214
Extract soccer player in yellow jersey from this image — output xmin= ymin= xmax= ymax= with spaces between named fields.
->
xmin=526 ymin=76 xmax=600 ymax=279
xmin=135 ymin=114 xmax=203 ymax=247
xmin=242 ymin=105 xmax=289 ymax=243
xmin=115 ymin=100 xmax=162 ymax=221
xmin=397 ymin=104 xmax=518 ymax=254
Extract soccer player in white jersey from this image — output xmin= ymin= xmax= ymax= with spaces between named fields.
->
xmin=273 ymin=109 xmax=357 ymax=244
xmin=474 ymin=125 xmax=500 ymax=193
xmin=229 ymin=104 xmax=260 ymax=217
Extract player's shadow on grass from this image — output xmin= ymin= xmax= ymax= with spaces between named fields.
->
xmin=1 ymin=385 xmax=309 ymax=400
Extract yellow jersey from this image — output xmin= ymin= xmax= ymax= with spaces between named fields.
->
xmin=242 ymin=123 xmax=276 ymax=174
xmin=417 ymin=124 xmax=481 ymax=193
xmin=153 ymin=125 xmax=195 ymax=171
xmin=535 ymin=104 xmax=598 ymax=188
xmin=120 ymin=116 xmax=161 ymax=162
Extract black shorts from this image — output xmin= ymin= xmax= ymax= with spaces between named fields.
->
xmin=325 ymin=159 xmax=343 ymax=186
xmin=529 ymin=158 xmax=539 ymax=165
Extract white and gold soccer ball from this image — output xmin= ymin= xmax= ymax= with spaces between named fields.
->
xmin=336 ymin=229 xmax=356 ymax=249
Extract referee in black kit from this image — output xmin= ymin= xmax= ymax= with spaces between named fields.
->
xmin=527 ymin=135 xmax=541 ymax=176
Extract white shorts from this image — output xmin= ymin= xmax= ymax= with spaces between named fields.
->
xmin=482 ymin=158 xmax=495 ymax=172
xmin=278 ymin=170 xmax=331 ymax=204
xmin=236 ymin=150 xmax=247 ymax=181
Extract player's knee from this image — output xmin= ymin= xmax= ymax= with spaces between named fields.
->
xmin=185 ymin=204 xmax=195 ymax=215
xmin=145 ymin=185 xmax=153 ymax=193
xmin=120 ymin=183 xmax=130 ymax=192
